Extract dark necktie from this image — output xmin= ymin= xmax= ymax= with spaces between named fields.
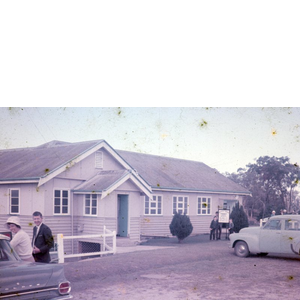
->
xmin=32 ymin=226 xmax=37 ymax=247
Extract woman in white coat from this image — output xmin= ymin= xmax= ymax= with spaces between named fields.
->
xmin=6 ymin=216 xmax=34 ymax=262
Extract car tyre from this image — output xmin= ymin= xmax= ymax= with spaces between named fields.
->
xmin=234 ymin=241 xmax=250 ymax=257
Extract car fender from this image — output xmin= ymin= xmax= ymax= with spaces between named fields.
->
xmin=230 ymin=228 xmax=261 ymax=254
xmin=291 ymin=236 xmax=300 ymax=255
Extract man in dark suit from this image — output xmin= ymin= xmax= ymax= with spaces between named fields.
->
xmin=32 ymin=211 xmax=54 ymax=263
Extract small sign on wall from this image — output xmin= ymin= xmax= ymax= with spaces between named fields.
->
xmin=218 ymin=209 xmax=230 ymax=223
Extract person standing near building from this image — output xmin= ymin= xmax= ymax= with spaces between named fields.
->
xmin=215 ymin=211 xmax=222 ymax=240
xmin=32 ymin=211 xmax=54 ymax=263
xmin=209 ymin=216 xmax=218 ymax=240
xmin=6 ymin=216 xmax=35 ymax=262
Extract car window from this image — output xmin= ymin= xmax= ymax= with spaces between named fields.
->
xmin=284 ymin=219 xmax=300 ymax=231
xmin=0 ymin=239 xmax=19 ymax=261
xmin=263 ymin=219 xmax=281 ymax=230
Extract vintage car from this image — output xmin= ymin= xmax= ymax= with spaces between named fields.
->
xmin=0 ymin=234 xmax=73 ymax=299
xmin=230 ymin=215 xmax=300 ymax=257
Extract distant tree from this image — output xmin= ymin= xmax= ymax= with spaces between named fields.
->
xmin=169 ymin=212 xmax=193 ymax=243
xmin=230 ymin=202 xmax=249 ymax=233
xmin=226 ymin=156 xmax=300 ymax=220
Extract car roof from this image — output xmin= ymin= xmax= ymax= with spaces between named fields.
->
xmin=0 ymin=234 xmax=10 ymax=240
xmin=270 ymin=215 xmax=300 ymax=220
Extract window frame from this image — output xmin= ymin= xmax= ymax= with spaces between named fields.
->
xmin=197 ymin=197 xmax=212 ymax=215
xmin=9 ymin=189 xmax=20 ymax=215
xmin=84 ymin=193 xmax=98 ymax=216
xmin=53 ymin=189 xmax=70 ymax=215
xmin=172 ymin=195 xmax=189 ymax=215
xmin=144 ymin=195 xmax=163 ymax=215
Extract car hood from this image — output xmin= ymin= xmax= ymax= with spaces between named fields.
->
xmin=238 ymin=227 xmax=261 ymax=234
xmin=0 ymin=261 xmax=66 ymax=295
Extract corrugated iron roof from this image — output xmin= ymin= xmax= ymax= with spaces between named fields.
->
xmin=0 ymin=140 xmax=250 ymax=195
xmin=73 ymin=170 xmax=129 ymax=192
xmin=116 ymin=150 xmax=250 ymax=194
xmin=0 ymin=140 xmax=104 ymax=180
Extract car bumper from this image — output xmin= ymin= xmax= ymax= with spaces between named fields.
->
xmin=51 ymin=295 xmax=73 ymax=300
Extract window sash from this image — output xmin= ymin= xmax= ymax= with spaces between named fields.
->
xmin=54 ymin=190 xmax=69 ymax=215
xmin=173 ymin=196 xmax=188 ymax=215
xmin=197 ymin=197 xmax=211 ymax=215
xmin=84 ymin=194 xmax=98 ymax=216
xmin=144 ymin=195 xmax=162 ymax=215
xmin=9 ymin=189 xmax=20 ymax=214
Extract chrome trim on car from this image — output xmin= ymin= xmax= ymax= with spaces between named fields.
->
xmin=0 ymin=286 xmax=58 ymax=299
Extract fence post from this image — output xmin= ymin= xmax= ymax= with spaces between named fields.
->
xmin=112 ymin=230 xmax=116 ymax=254
xmin=57 ymin=234 xmax=65 ymax=264
xmin=103 ymin=225 xmax=106 ymax=251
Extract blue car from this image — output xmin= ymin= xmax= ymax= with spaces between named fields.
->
xmin=0 ymin=234 xmax=73 ymax=299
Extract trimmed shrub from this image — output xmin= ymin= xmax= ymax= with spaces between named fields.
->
xmin=169 ymin=212 xmax=193 ymax=243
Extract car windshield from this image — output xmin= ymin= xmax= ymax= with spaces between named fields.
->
xmin=0 ymin=239 xmax=20 ymax=261
xmin=263 ymin=219 xmax=281 ymax=230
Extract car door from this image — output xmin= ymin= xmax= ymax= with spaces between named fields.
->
xmin=281 ymin=218 xmax=300 ymax=254
xmin=259 ymin=219 xmax=282 ymax=253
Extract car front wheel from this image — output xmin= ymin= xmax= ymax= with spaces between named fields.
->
xmin=234 ymin=241 xmax=250 ymax=257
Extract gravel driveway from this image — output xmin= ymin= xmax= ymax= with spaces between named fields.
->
xmin=64 ymin=234 xmax=300 ymax=299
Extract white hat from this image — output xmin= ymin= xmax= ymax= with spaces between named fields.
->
xmin=5 ymin=216 xmax=21 ymax=228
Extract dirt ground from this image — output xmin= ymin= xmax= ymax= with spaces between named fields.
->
xmin=64 ymin=234 xmax=300 ymax=299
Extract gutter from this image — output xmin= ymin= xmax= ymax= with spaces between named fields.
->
xmin=151 ymin=186 xmax=251 ymax=196
xmin=0 ymin=178 xmax=39 ymax=184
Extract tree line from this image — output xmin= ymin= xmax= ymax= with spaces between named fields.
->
xmin=225 ymin=156 xmax=300 ymax=220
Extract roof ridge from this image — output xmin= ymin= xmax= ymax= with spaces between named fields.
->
xmin=116 ymin=149 xmax=208 ymax=165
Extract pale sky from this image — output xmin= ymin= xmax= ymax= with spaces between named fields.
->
xmin=0 ymin=107 xmax=299 ymax=174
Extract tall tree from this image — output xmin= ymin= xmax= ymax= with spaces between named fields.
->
xmin=226 ymin=156 xmax=300 ymax=220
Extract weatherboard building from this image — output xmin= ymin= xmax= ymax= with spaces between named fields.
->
xmin=0 ymin=140 xmax=250 ymax=247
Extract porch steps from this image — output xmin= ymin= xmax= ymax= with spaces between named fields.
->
xmin=116 ymin=237 xmax=140 ymax=247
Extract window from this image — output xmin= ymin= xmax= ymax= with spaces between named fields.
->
xmin=173 ymin=196 xmax=188 ymax=215
xmin=84 ymin=194 xmax=98 ymax=216
xmin=144 ymin=195 xmax=162 ymax=215
xmin=263 ymin=219 xmax=281 ymax=230
xmin=198 ymin=197 xmax=211 ymax=215
xmin=95 ymin=151 xmax=103 ymax=169
xmin=9 ymin=189 xmax=20 ymax=214
xmin=285 ymin=219 xmax=300 ymax=231
xmin=54 ymin=190 xmax=69 ymax=215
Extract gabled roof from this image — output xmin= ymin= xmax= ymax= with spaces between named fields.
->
xmin=73 ymin=169 xmax=152 ymax=199
xmin=116 ymin=150 xmax=250 ymax=195
xmin=0 ymin=140 xmax=152 ymax=198
xmin=0 ymin=140 xmax=250 ymax=196
xmin=74 ymin=170 xmax=129 ymax=192
xmin=0 ymin=140 xmax=105 ymax=181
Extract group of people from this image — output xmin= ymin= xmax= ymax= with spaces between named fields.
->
xmin=270 ymin=209 xmax=289 ymax=217
xmin=209 ymin=211 xmax=234 ymax=240
xmin=5 ymin=211 xmax=54 ymax=263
